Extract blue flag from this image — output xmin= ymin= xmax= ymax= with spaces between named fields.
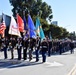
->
xmin=28 ymin=14 xmax=36 ymax=38
xmin=28 ymin=14 xmax=36 ymax=30
xmin=30 ymin=30 xmax=36 ymax=38
xmin=23 ymin=16 xmax=28 ymax=30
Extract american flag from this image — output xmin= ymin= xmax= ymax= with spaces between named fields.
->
xmin=0 ymin=14 xmax=6 ymax=37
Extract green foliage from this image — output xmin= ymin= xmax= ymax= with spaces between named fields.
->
xmin=61 ymin=28 xmax=69 ymax=38
xmin=48 ymin=24 xmax=70 ymax=39
xmin=9 ymin=0 xmax=53 ymax=20
xmin=9 ymin=0 xmax=70 ymax=39
xmin=9 ymin=0 xmax=53 ymax=32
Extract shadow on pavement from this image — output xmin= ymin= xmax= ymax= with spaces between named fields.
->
xmin=0 ymin=59 xmax=42 ymax=69
xmin=8 ymin=61 xmax=42 ymax=68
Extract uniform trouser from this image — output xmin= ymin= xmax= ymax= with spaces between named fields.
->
xmin=17 ymin=49 xmax=21 ymax=60
xmin=23 ymin=48 xmax=27 ymax=60
xmin=29 ymin=48 xmax=33 ymax=61
xmin=35 ymin=49 xmax=39 ymax=61
xmin=59 ymin=48 xmax=62 ymax=55
xmin=4 ymin=47 xmax=7 ymax=59
xmin=70 ymin=48 xmax=74 ymax=54
xmin=48 ymin=47 xmax=51 ymax=56
xmin=11 ymin=48 xmax=14 ymax=59
xmin=42 ymin=51 xmax=46 ymax=62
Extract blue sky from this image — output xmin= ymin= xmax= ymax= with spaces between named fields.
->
xmin=0 ymin=0 xmax=76 ymax=33
xmin=0 ymin=0 xmax=13 ymax=15
xmin=43 ymin=0 xmax=76 ymax=33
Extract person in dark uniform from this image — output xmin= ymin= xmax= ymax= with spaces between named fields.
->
xmin=10 ymin=37 xmax=16 ymax=59
xmin=69 ymin=40 xmax=74 ymax=54
xmin=22 ymin=37 xmax=29 ymax=60
xmin=2 ymin=43 xmax=7 ymax=59
xmin=1 ymin=38 xmax=5 ymax=51
xmin=41 ymin=38 xmax=48 ymax=63
xmin=0 ymin=36 xmax=2 ymax=51
xmin=48 ymin=39 xmax=52 ymax=57
xmin=59 ymin=41 xmax=63 ymax=55
xmin=17 ymin=38 xmax=22 ymax=60
xmin=29 ymin=38 xmax=36 ymax=61
xmin=35 ymin=36 xmax=40 ymax=62
xmin=2 ymin=37 xmax=8 ymax=59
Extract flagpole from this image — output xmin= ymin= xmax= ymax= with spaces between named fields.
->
xmin=23 ymin=10 xmax=26 ymax=52
xmin=16 ymin=10 xmax=18 ymax=37
xmin=23 ymin=10 xmax=31 ymax=61
xmin=27 ymin=13 xmax=31 ymax=61
xmin=10 ymin=17 xmax=13 ymax=59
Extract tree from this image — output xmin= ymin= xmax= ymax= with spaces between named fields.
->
xmin=9 ymin=0 xmax=70 ymax=39
xmin=41 ymin=2 xmax=53 ymax=21
xmin=48 ymin=24 xmax=69 ymax=39
xmin=49 ymin=25 xmax=63 ymax=39
xmin=9 ymin=0 xmax=53 ymax=21
xmin=9 ymin=0 xmax=53 ymax=35
xmin=61 ymin=28 xmax=69 ymax=38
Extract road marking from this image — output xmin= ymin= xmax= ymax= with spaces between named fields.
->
xmin=44 ymin=61 xmax=63 ymax=67
xmin=67 ymin=64 xmax=76 ymax=75
xmin=72 ymin=69 xmax=76 ymax=75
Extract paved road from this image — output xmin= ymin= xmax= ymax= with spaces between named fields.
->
xmin=0 ymin=49 xmax=76 ymax=75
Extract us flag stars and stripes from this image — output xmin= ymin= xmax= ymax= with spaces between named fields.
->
xmin=0 ymin=15 xmax=6 ymax=37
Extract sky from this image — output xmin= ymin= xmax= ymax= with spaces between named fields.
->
xmin=0 ymin=0 xmax=76 ymax=33
xmin=43 ymin=0 xmax=76 ymax=33
xmin=0 ymin=0 xmax=13 ymax=15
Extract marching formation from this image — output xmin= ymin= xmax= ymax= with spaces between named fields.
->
xmin=0 ymin=36 xmax=75 ymax=63
xmin=0 ymin=13 xmax=75 ymax=63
